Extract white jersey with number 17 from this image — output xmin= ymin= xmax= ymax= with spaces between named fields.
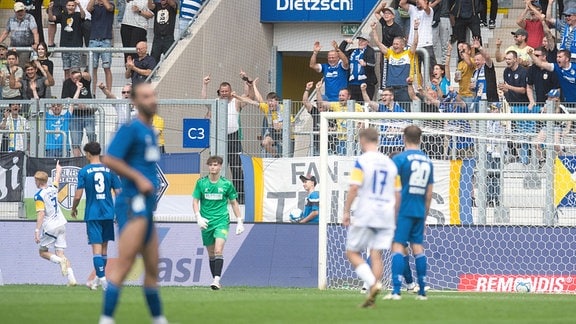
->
xmin=34 ymin=185 xmax=67 ymax=232
xmin=349 ymin=151 xmax=398 ymax=228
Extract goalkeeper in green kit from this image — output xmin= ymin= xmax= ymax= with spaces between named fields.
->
xmin=193 ymin=155 xmax=244 ymax=290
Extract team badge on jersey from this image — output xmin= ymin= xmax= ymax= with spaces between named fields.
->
xmin=51 ymin=166 xmax=80 ymax=210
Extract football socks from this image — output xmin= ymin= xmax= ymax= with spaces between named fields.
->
xmin=213 ymin=255 xmax=224 ymax=277
xmin=403 ymin=255 xmax=414 ymax=284
xmin=415 ymin=253 xmax=427 ymax=296
xmin=144 ymin=287 xmax=163 ymax=317
xmin=391 ymin=252 xmax=405 ymax=295
xmin=355 ymin=263 xmax=375 ymax=287
xmin=94 ymin=254 xmax=105 ymax=278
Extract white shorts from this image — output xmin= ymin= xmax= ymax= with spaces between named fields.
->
xmin=39 ymin=225 xmax=67 ymax=250
xmin=346 ymin=226 xmax=394 ymax=252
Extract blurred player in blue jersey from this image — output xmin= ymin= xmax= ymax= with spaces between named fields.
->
xmin=387 ymin=125 xmax=434 ymax=300
xmin=71 ymin=141 xmax=122 ymax=291
xmin=343 ymin=128 xmax=399 ymax=308
xmin=99 ymin=83 xmax=168 ymax=324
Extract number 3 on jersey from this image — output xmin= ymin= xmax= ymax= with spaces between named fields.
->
xmin=94 ymin=172 xmax=105 ymax=193
xmin=408 ymin=161 xmax=431 ymax=194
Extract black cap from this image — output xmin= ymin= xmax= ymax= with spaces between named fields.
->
xmin=300 ymin=174 xmax=318 ymax=186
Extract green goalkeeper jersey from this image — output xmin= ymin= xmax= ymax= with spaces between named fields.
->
xmin=193 ymin=176 xmax=238 ymax=223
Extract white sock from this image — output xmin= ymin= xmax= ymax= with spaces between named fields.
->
xmin=362 ymin=281 xmax=370 ymax=290
xmin=152 ymin=315 xmax=168 ymax=324
xmin=98 ymin=315 xmax=115 ymax=324
xmin=355 ymin=263 xmax=376 ymax=287
xmin=67 ymin=268 xmax=76 ymax=282
xmin=214 ymin=276 xmax=221 ymax=283
xmin=49 ymin=255 xmax=62 ymax=264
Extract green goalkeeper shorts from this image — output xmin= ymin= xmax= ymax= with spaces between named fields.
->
xmin=201 ymin=222 xmax=229 ymax=246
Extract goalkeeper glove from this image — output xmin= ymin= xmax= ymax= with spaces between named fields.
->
xmin=236 ymin=219 xmax=244 ymax=235
xmin=196 ymin=214 xmax=209 ymax=230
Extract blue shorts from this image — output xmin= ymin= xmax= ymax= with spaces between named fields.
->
xmin=86 ymin=219 xmax=115 ymax=245
xmin=115 ymin=193 xmax=156 ymax=244
xmin=393 ymin=216 xmax=425 ymax=245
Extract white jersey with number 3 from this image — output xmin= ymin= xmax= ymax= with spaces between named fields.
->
xmin=34 ymin=185 xmax=67 ymax=232
xmin=349 ymin=151 xmax=398 ymax=228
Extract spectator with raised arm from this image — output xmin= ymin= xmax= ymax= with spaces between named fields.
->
xmin=374 ymin=3 xmax=405 ymax=48
xmin=361 ymin=84 xmax=405 ymax=154
xmin=499 ymin=50 xmax=534 ymax=165
xmin=370 ymin=19 xmax=419 ymax=105
xmin=87 ymin=0 xmax=115 ymax=94
xmin=151 ymin=0 xmax=178 ymax=64
xmin=431 ymin=44 xmax=452 ymax=97
xmin=471 ymin=37 xmax=499 ymax=105
xmin=309 ymin=40 xmax=349 ymax=102
xmin=201 ymin=73 xmax=253 ymax=204
xmin=125 ymin=41 xmax=156 ymax=85
xmin=541 ymin=13 xmax=558 ymax=63
xmin=10 ymin=60 xmax=55 ymax=102
xmin=453 ymin=41 xmax=476 ymax=105
xmin=547 ymin=0 xmax=576 ymax=61
xmin=527 ymin=46 xmax=560 ymax=112
xmin=528 ymin=48 xmax=576 ymax=104
xmin=517 ymin=0 xmax=545 ymax=49
xmin=302 ymin=81 xmax=329 ymax=155
xmin=400 ymin=0 xmax=436 ymax=73
xmin=339 ymin=34 xmax=377 ymax=102
xmin=249 ymin=78 xmax=290 ymax=158
xmin=99 ymin=82 xmax=134 ymax=130
xmin=48 ymin=0 xmax=85 ymax=79
xmin=495 ymin=30 xmax=533 ymax=67
xmin=0 ymin=51 xmax=24 ymax=100
xmin=316 ymin=81 xmax=363 ymax=155
xmin=0 ymin=3 xmax=40 ymax=67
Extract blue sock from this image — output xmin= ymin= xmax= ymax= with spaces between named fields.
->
xmin=93 ymin=255 xmax=105 ymax=278
xmin=102 ymin=281 xmax=121 ymax=317
xmin=144 ymin=287 xmax=163 ymax=317
xmin=403 ymin=255 xmax=414 ymax=284
xmin=415 ymin=253 xmax=428 ymax=295
xmin=102 ymin=255 xmax=108 ymax=269
xmin=391 ymin=252 xmax=405 ymax=295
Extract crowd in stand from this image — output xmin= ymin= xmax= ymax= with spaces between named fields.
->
xmin=0 ymin=0 xmax=202 ymax=156
xmin=293 ymin=0 xmax=576 ymax=166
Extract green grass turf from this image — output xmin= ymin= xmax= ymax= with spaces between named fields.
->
xmin=0 ymin=285 xmax=575 ymax=324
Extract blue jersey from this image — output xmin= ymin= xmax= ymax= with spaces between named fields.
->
xmin=303 ymin=191 xmax=319 ymax=224
xmin=45 ymin=111 xmax=71 ymax=150
xmin=553 ymin=63 xmax=576 ymax=102
xmin=321 ymin=61 xmax=348 ymax=102
xmin=107 ymin=118 xmax=161 ymax=198
xmin=77 ymin=163 xmax=121 ymax=221
xmin=393 ymin=149 xmax=434 ymax=218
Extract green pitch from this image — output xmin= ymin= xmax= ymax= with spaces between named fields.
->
xmin=0 ymin=285 xmax=574 ymax=323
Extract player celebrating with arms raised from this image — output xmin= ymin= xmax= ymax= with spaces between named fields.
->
xmin=343 ymin=128 xmax=399 ymax=308
xmin=34 ymin=160 xmax=78 ymax=286
xmin=100 ymin=83 xmax=167 ymax=324
xmin=71 ymin=142 xmax=122 ymax=291
xmin=388 ymin=125 xmax=434 ymax=300
xmin=193 ymin=155 xmax=244 ymax=290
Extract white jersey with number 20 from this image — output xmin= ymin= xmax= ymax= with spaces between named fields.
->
xmin=349 ymin=151 xmax=398 ymax=228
